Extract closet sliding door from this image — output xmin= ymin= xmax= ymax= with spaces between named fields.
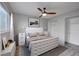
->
xmin=67 ymin=17 xmax=79 ymax=46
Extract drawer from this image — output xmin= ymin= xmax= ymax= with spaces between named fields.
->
xmin=19 ymin=41 xmax=25 ymax=45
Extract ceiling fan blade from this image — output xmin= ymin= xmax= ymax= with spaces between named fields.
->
xmin=39 ymin=15 xmax=42 ymax=18
xmin=37 ymin=8 xmax=42 ymax=12
xmin=47 ymin=12 xmax=56 ymax=14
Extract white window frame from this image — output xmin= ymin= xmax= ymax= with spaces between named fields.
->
xmin=0 ymin=5 xmax=10 ymax=34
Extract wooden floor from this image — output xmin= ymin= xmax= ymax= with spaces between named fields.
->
xmin=15 ymin=45 xmax=67 ymax=56
xmin=40 ymin=46 xmax=67 ymax=56
xmin=15 ymin=46 xmax=20 ymax=56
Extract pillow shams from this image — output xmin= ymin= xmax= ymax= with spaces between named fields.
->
xmin=28 ymin=33 xmax=37 ymax=37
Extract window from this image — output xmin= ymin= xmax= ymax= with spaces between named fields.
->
xmin=0 ymin=5 xmax=10 ymax=33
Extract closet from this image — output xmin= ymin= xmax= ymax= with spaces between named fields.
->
xmin=65 ymin=16 xmax=79 ymax=46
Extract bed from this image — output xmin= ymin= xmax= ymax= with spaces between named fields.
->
xmin=26 ymin=32 xmax=59 ymax=56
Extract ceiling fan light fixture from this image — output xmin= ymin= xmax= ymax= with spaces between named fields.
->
xmin=42 ymin=13 xmax=47 ymax=16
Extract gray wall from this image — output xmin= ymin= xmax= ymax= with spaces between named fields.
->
xmin=13 ymin=13 xmax=48 ymax=45
xmin=48 ymin=9 xmax=79 ymax=46
xmin=13 ymin=13 xmax=48 ymax=36
xmin=13 ymin=13 xmax=28 ymax=36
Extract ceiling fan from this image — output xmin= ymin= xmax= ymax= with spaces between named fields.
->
xmin=37 ymin=7 xmax=56 ymax=18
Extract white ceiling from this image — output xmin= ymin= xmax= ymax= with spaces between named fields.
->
xmin=9 ymin=2 xmax=79 ymax=19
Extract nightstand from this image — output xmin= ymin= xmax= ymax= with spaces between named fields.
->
xmin=18 ymin=33 xmax=25 ymax=46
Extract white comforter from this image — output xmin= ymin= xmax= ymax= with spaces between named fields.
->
xmin=29 ymin=37 xmax=59 ymax=56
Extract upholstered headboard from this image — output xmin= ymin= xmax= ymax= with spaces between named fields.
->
xmin=26 ymin=27 xmax=43 ymax=33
